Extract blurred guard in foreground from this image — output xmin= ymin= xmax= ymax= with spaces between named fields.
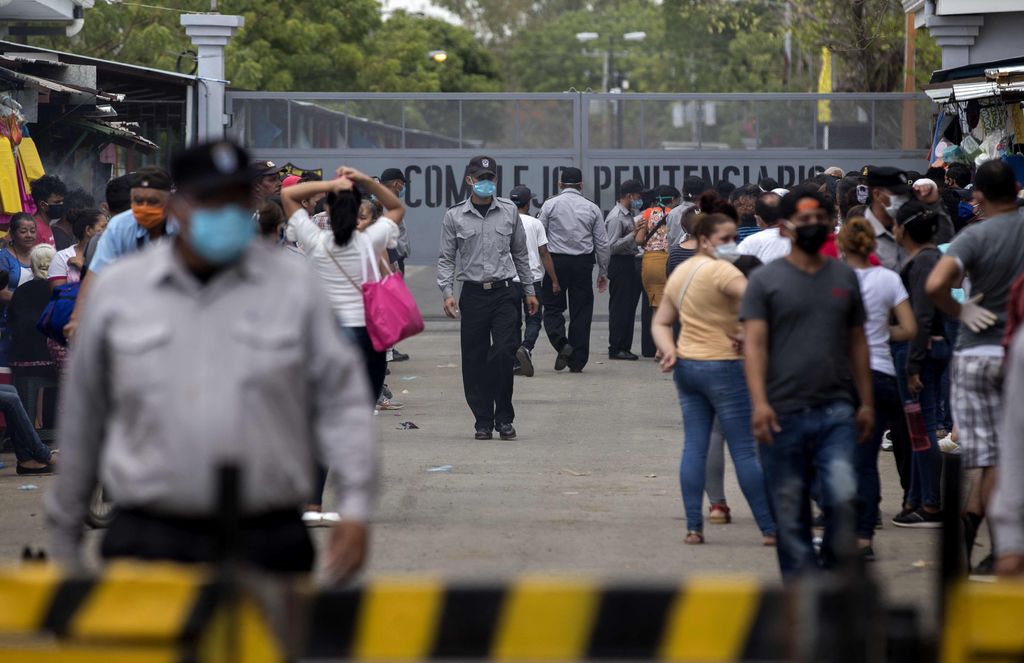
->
xmin=46 ymin=142 xmax=377 ymax=580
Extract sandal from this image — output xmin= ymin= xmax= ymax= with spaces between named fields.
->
xmin=684 ymin=531 xmax=704 ymax=545
xmin=708 ymin=504 xmax=731 ymax=524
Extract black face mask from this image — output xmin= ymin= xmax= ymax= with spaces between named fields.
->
xmin=792 ymin=223 xmax=830 ymax=254
xmin=46 ymin=203 xmax=64 ymax=220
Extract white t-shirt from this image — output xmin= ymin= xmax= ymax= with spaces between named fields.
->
xmin=737 ymin=227 xmax=791 ymax=264
xmin=289 ymin=208 xmax=400 ymax=327
xmin=854 ymin=266 xmax=909 ymax=376
xmin=513 ymin=213 xmax=547 ymax=284
xmin=49 ymin=245 xmax=82 ymax=284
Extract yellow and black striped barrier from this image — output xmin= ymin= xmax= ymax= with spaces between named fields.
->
xmin=942 ymin=579 xmax=1024 ymax=663
xmin=0 ymin=563 xmax=917 ymax=662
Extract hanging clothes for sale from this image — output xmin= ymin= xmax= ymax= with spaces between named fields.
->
xmin=0 ymin=95 xmax=44 ymax=218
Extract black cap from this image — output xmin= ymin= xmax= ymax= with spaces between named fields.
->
xmin=252 ymin=159 xmax=282 ymax=178
xmin=467 ymin=155 xmax=497 ymax=178
xmin=683 ymin=176 xmax=706 ymax=197
xmin=863 ymin=166 xmax=912 ymax=194
xmin=618 ymin=179 xmax=643 ymax=197
xmin=380 ymin=168 xmax=405 ymax=184
xmin=560 ymin=167 xmax=583 ymax=185
xmin=509 ymin=185 xmax=532 ymax=206
xmin=129 ymin=166 xmax=172 ymax=192
xmin=655 ymin=184 xmax=680 ymax=200
xmin=172 ymin=141 xmax=256 ymax=195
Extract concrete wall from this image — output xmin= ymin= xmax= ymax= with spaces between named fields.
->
xmin=970 ymin=13 xmax=1024 ymax=64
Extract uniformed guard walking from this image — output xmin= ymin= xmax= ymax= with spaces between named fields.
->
xmin=605 ymin=179 xmax=644 ymax=361
xmin=438 ymin=156 xmax=537 ymax=441
xmin=536 ymin=167 xmax=610 ymax=372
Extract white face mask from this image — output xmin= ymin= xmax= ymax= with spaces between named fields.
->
xmin=884 ymin=194 xmax=909 ymax=219
xmin=714 ymin=241 xmax=740 ymax=261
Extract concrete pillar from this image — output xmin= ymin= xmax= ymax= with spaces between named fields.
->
xmin=924 ymin=13 xmax=984 ymax=69
xmin=180 ymin=14 xmax=245 ymax=143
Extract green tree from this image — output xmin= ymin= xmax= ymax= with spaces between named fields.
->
xmin=28 ymin=1 xmax=499 ymax=93
xmin=356 ymin=11 xmax=501 ymax=92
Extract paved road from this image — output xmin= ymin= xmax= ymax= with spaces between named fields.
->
xmin=0 ymin=266 xmax=958 ymax=632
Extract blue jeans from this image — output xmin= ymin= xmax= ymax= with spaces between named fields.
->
xmin=759 ymin=401 xmax=858 ymax=577
xmin=673 ymin=360 xmax=775 ymax=536
xmin=893 ymin=341 xmax=948 ymax=509
xmin=0 ymin=384 xmax=50 ymax=463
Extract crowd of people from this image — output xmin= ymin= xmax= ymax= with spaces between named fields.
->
xmin=439 ymin=155 xmax=1024 ymax=578
xmin=0 ymin=137 xmax=1016 ymax=583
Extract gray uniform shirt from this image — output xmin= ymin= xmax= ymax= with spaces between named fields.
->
xmin=866 ymin=208 xmax=905 ymax=271
xmin=437 ymin=197 xmax=534 ymax=299
xmin=397 ymin=222 xmax=411 ymax=259
xmin=605 ymin=203 xmax=638 ymax=256
xmin=46 ymin=241 xmax=377 ymax=566
xmin=537 ymin=188 xmax=610 ymax=277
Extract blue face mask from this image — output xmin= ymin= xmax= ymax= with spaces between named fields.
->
xmin=630 ymin=198 xmax=643 ymax=212
xmin=473 ymin=180 xmax=496 ymax=199
xmin=188 ymin=204 xmax=255 ymax=265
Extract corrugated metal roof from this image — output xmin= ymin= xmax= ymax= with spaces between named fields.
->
xmin=0 ymin=63 xmax=123 ymax=101
xmin=0 ymin=40 xmax=196 ymax=84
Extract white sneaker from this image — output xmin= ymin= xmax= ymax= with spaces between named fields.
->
xmin=939 ymin=433 xmax=960 ymax=455
xmin=881 ymin=430 xmax=893 ymax=452
xmin=320 ymin=512 xmax=341 ymax=524
xmin=302 ymin=511 xmax=326 ymax=527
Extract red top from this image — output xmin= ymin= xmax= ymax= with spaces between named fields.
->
xmin=33 ymin=215 xmax=54 ymax=247
xmin=820 ymin=233 xmax=881 ymax=266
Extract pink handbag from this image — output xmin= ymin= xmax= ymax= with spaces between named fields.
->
xmin=328 ymin=234 xmax=424 ymax=352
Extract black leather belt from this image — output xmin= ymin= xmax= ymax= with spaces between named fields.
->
xmin=464 ymin=279 xmax=514 ymax=290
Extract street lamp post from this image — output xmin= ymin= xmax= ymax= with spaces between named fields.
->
xmin=576 ymin=31 xmax=646 ymax=147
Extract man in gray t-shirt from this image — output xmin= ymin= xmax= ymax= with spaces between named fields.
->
xmin=941 ymin=209 xmax=1024 ymax=349
xmin=741 ymin=188 xmax=873 ymax=577
xmin=926 ymin=160 xmax=1024 ymax=571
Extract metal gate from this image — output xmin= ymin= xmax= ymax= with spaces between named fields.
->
xmin=225 ymin=91 xmax=931 ymax=265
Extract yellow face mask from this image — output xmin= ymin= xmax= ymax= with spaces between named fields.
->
xmin=132 ymin=203 xmax=166 ymax=230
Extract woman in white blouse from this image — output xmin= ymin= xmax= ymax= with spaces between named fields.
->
xmin=282 ymin=167 xmax=405 ymax=520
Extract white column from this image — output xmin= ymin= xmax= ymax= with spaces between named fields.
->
xmin=180 ymin=14 xmax=245 ymax=143
xmin=924 ymin=13 xmax=984 ymax=69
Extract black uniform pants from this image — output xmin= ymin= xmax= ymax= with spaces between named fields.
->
xmin=102 ymin=508 xmax=314 ymax=573
xmin=543 ymin=253 xmax=595 ymax=371
xmin=459 ymin=282 xmax=518 ymax=429
xmin=637 ymin=257 xmax=656 ymax=357
xmin=607 ymin=254 xmax=643 ymax=354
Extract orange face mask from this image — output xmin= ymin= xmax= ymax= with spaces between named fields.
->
xmin=132 ymin=203 xmax=166 ymax=230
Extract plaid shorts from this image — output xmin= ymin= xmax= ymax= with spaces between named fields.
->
xmin=951 ymin=354 xmax=1005 ymax=469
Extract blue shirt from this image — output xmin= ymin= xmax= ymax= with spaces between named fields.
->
xmin=0 ymin=248 xmax=25 ymax=294
xmin=737 ymin=226 xmax=761 ymax=244
xmin=89 ymin=209 xmax=179 ymax=276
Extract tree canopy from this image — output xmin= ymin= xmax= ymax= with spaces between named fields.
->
xmin=25 ymin=0 xmax=936 ymax=94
